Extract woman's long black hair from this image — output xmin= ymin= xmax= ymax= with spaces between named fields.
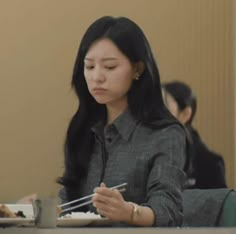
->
xmin=58 ymin=16 xmax=182 ymax=200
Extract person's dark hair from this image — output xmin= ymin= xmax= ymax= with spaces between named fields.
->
xmin=162 ymin=81 xmax=197 ymax=125
xmin=58 ymin=16 xmax=180 ymax=201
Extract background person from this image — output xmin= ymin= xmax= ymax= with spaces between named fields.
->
xmin=162 ymin=81 xmax=227 ymax=189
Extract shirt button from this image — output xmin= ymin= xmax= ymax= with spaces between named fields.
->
xmin=106 ymin=137 xmax=112 ymax=143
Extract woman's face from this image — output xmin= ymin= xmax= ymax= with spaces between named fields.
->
xmin=84 ymin=38 xmax=137 ymax=109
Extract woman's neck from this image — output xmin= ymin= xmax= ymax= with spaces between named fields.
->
xmin=106 ymin=103 xmax=128 ymax=125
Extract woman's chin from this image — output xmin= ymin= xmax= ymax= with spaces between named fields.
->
xmin=94 ymin=98 xmax=108 ymax=105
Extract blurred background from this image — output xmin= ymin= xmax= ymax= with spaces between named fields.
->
xmin=0 ymin=0 xmax=235 ymax=202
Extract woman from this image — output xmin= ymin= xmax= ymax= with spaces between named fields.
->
xmin=58 ymin=16 xmax=186 ymax=227
xmin=162 ymin=81 xmax=227 ymax=189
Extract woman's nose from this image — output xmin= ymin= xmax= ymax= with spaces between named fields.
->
xmin=91 ymin=68 xmax=105 ymax=82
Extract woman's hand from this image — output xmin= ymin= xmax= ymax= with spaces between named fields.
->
xmin=16 ymin=193 xmax=37 ymax=204
xmin=92 ymin=183 xmax=133 ymax=222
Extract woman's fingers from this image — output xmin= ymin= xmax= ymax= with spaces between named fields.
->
xmin=92 ymin=182 xmax=126 ymax=220
xmin=95 ymin=199 xmax=131 ymax=222
xmin=100 ymin=182 xmax=106 ymax=187
xmin=93 ymin=191 xmax=118 ymax=209
xmin=94 ymin=185 xmax=123 ymax=199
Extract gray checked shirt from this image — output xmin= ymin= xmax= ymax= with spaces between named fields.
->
xmin=71 ymin=111 xmax=187 ymax=226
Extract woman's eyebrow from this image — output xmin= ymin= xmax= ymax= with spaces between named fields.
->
xmin=84 ymin=57 xmax=118 ymax=61
xmin=102 ymin=57 xmax=118 ymax=61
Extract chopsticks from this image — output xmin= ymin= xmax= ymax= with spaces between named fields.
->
xmin=59 ymin=182 xmax=127 ymax=213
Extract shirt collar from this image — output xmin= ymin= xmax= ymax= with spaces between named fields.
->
xmin=91 ymin=120 xmax=105 ymax=142
xmin=109 ymin=110 xmax=137 ymax=141
xmin=91 ymin=110 xmax=138 ymax=142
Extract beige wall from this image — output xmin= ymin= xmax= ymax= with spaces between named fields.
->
xmin=233 ymin=0 xmax=236 ymax=190
xmin=0 ymin=0 xmax=235 ymax=203
xmin=156 ymin=0 xmax=235 ymax=187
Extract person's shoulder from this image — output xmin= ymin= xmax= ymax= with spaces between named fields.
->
xmin=138 ymin=120 xmax=186 ymax=140
xmin=193 ymin=138 xmax=225 ymax=163
xmin=160 ymin=122 xmax=185 ymax=133
xmin=190 ymin=127 xmax=223 ymax=159
xmin=206 ymin=149 xmax=224 ymax=163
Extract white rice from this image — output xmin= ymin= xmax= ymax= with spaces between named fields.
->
xmin=61 ymin=211 xmax=101 ymax=219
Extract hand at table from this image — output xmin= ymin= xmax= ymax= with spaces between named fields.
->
xmin=92 ymin=182 xmax=133 ymax=222
xmin=16 ymin=193 xmax=37 ymax=204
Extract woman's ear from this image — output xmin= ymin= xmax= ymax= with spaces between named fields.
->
xmin=179 ymin=106 xmax=192 ymax=124
xmin=134 ymin=61 xmax=145 ymax=80
xmin=136 ymin=61 xmax=145 ymax=75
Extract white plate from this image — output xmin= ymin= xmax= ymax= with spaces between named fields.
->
xmin=57 ymin=217 xmax=111 ymax=227
xmin=57 ymin=217 xmax=93 ymax=227
xmin=0 ymin=218 xmax=34 ymax=226
xmin=0 ymin=204 xmax=35 ymax=226
xmin=4 ymin=204 xmax=34 ymax=218
xmin=0 ymin=204 xmax=112 ymax=227
xmin=57 ymin=212 xmax=112 ymax=227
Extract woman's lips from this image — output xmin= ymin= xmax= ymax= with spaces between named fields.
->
xmin=92 ymin=87 xmax=107 ymax=94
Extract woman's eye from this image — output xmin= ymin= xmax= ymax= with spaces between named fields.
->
xmin=85 ymin=65 xmax=94 ymax=70
xmin=105 ymin=66 xmax=116 ymax=70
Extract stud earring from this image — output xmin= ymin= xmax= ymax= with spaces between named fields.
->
xmin=135 ymin=73 xmax=140 ymax=80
